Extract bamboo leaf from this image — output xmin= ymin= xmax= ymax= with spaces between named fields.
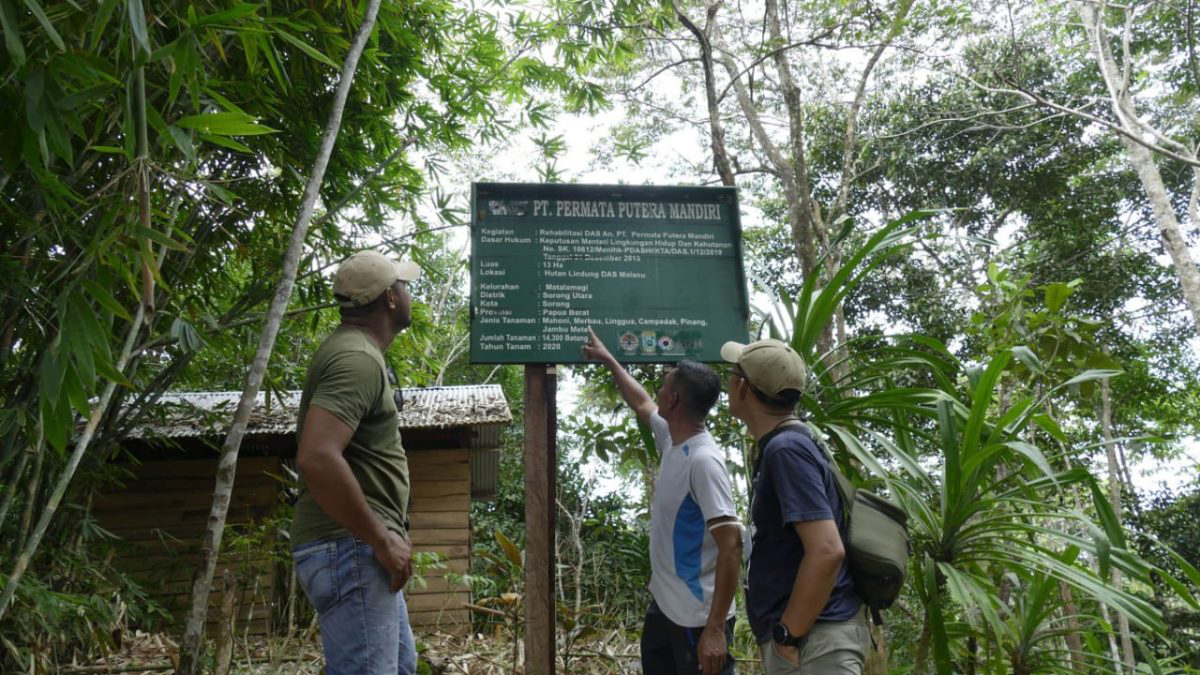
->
xmin=89 ymin=0 xmax=117 ymax=51
xmin=192 ymin=3 xmax=260 ymax=27
xmin=166 ymin=125 xmax=196 ymax=163
xmin=137 ymin=225 xmax=188 ymax=252
xmin=40 ymin=390 xmax=69 ymax=451
xmin=64 ymin=366 xmax=91 ymax=417
xmin=126 ymin=0 xmax=150 ymax=54
xmin=197 ymin=132 xmax=254 ymax=154
xmin=176 ymin=111 xmax=278 ymax=136
xmin=38 ymin=347 xmax=66 ymax=407
xmin=22 ymin=0 xmax=64 ymax=51
xmin=0 ymin=0 xmax=26 ymax=65
xmin=273 ymin=27 xmax=339 ymax=68
xmin=93 ymin=355 xmax=133 ymax=388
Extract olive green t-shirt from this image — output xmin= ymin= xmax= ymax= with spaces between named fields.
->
xmin=290 ymin=325 xmax=410 ymax=548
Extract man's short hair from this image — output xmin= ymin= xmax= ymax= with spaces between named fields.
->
xmin=671 ymin=360 xmax=721 ymax=421
xmin=749 ymin=385 xmax=801 ymax=411
xmin=337 ymin=290 xmax=387 ymax=319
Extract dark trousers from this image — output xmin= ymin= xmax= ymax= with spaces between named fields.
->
xmin=640 ymin=600 xmax=735 ymax=675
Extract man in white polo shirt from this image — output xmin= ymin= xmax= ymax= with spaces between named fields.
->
xmin=582 ymin=328 xmax=741 ymax=675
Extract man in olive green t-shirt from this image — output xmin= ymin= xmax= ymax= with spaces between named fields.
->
xmin=291 ymin=250 xmax=421 ymax=675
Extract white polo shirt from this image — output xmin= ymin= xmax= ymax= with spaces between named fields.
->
xmin=647 ymin=412 xmax=738 ymax=627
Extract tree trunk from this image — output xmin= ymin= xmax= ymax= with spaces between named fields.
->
xmin=1059 ymin=582 xmax=1088 ymax=674
xmin=213 ymin=569 xmax=238 ymax=675
xmin=1075 ymin=1 xmax=1200 ymax=338
xmin=1099 ymin=377 xmax=1136 ymax=672
xmin=176 ymin=2 xmax=384 ymax=670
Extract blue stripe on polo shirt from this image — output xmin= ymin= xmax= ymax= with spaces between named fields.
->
xmin=673 ymin=493 xmax=705 ymax=602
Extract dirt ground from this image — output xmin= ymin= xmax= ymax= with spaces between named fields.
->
xmin=63 ymin=628 xmax=654 ymax=674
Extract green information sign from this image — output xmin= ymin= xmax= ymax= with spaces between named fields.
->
xmin=470 ymin=183 xmax=750 ymax=364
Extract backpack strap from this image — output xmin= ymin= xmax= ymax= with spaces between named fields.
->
xmin=776 ymin=421 xmax=856 ymax=531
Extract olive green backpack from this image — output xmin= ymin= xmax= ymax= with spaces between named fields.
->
xmin=784 ymin=423 xmax=910 ymax=625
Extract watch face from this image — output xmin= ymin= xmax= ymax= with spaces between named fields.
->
xmin=772 ymin=623 xmax=788 ymax=643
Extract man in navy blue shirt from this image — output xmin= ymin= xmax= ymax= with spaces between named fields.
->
xmin=721 ymin=339 xmax=868 ymax=673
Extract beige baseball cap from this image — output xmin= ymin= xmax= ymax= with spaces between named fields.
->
xmin=333 ymin=250 xmax=421 ymax=307
xmin=720 ymin=338 xmax=807 ymax=396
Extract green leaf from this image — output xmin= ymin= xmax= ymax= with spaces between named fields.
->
xmin=22 ymin=0 xmax=64 ymax=51
xmin=56 ymin=84 xmax=116 ymax=111
xmin=89 ymin=0 xmax=118 ymax=51
xmin=88 ymin=145 xmax=127 ymax=155
xmin=197 ymin=133 xmax=254 ymax=154
xmin=1061 ymin=369 xmax=1122 ymax=389
xmin=170 ymin=317 xmax=205 ymax=352
xmin=38 ymin=348 xmax=66 ymax=408
xmin=1030 ymin=413 xmax=1068 ymax=444
xmin=273 ymin=27 xmax=339 ymax=68
xmin=192 ymin=3 xmax=261 ymax=27
xmin=127 ymin=0 xmax=150 ymax=54
xmin=1010 ymin=345 xmax=1042 ymax=375
xmin=40 ymin=389 xmax=70 ymax=452
xmin=1088 ymin=477 xmax=1126 ymax=549
xmin=64 ymin=366 xmax=91 ymax=418
xmin=176 ymin=112 xmax=278 ymax=136
xmin=1001 ymin=441 xmax=1057 ymax=483
xmin=70 ymin=292 xmax=111 ymax=361
xmin=0 ymin=0 xmax=26 ymax=65
xmin=494 ymin=529 xmax=523 ymax=569
xmin=93 ymin=354 xmax=132 ymax=388
xmin=166 ymin=125 xmax=196 ymax=163
xmin=137 ymin=225 xmax=188 ymax=252
xmin=1042 ymin=281 xmax=1074 ymax=313
xmin=63 ymin=309 xmax=96 ymax=388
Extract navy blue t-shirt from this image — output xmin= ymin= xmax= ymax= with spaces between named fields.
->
xmin=745 ymin=425 xmax=861 ymax=643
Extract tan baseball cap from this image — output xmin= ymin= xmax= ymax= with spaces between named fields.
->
xmin=333 ymin=250 xmax=422 ymax=307
xmin=720 ymin=338 xmax=807 ymax=396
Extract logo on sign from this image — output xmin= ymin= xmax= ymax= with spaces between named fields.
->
xmin=618 ymin=332 xmax=639 ymax=353
xmin=640 ymin=331 xmax=657 ymax=354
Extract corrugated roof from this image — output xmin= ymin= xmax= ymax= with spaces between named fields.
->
xmin=125 ymin=386 xmax=512 ymax=440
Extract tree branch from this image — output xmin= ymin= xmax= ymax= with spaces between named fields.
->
xmin=672 ymin=1 xmax=736 ymax=185
xmin=956 ymin=73 xmax=1200 ymax=168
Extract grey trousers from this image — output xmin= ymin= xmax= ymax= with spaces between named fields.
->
xmin=759 ymin=614 xmax=869 ymax=674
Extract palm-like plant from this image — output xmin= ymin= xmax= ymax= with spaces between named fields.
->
xmin=753 ymin=214 xmax=1197 ymax=672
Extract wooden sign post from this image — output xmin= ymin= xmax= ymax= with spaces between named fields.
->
xmin=523 ymin=364 xmax=556 ymax=673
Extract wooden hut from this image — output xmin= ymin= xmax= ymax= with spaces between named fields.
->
xmin=94 ymin=385 xmax=511 ymax=636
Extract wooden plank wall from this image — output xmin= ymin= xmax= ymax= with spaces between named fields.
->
xmin=93 ymin=457 xmax=281 ymax=636
xmin=94 ymin=448 xmax=474 ymax=636
xmin=406 ymin=448 xmax=472 ymax=631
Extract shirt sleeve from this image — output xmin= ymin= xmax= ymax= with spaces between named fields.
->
xmin=308 ymin=351 xmax=384 ymax=430
xmin=689 ymin=451 xmax=737 ymax=523
xmin=765 ymin=435 xmax=834 ymax=525
xmin=648 ymin=411 xmax=672 ymax=455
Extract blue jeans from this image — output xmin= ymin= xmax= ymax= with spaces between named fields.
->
xmin=293 ymin=537 xmax=417 ymax=674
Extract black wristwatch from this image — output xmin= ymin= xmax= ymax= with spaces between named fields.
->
xmin=772 ymin=622 xmax=808 ymax=648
